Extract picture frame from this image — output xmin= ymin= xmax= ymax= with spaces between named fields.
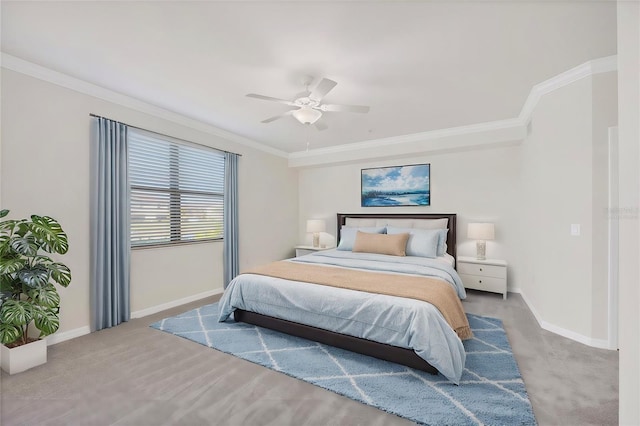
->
xmin=361 ymin=163 xmax=430 ymax=207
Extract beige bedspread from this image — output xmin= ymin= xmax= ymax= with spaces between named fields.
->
xmin=244 ymin=261 xmax=472 ymax=340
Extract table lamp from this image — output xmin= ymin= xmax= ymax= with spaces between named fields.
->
xmin=467 ymin=223 xmax=495 ymax=260
xmin=306 ymin=219 xmax=326 ymax=248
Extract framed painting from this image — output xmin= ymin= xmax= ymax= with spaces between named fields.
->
xmin=361 ymin=163 xmax=430 ymax=207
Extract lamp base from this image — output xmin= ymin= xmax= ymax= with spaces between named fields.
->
xmin=475 ymin=240 xmax=486 ymax=260
xmin=312 ymin=232 xmax=320 ymax=248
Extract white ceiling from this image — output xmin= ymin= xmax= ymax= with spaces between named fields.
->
xmin=1 ymin=1 xmax=617 ymax=154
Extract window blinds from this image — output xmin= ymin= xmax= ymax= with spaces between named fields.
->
xmin=128 ymin=129 xmax=225 ymax=247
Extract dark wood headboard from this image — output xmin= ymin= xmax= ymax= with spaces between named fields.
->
xmin=336 ymin=213 xmax=457 ymax=263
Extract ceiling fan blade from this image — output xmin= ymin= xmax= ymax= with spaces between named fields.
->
xmin=261 ymin=110 xmax=293 ymax=123
xmin=309 ymin=78 xmax=337 ymax=101
xmin=314 ymin=121 xmax=328 ymax=131
xmin=247 ymin=93 xmax=295 ymax=106
xmin=320 ymin=104 xmax=370 ymax=113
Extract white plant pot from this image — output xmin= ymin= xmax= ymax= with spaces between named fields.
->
xmin=1 ymin=339 xmax=47 ymax=374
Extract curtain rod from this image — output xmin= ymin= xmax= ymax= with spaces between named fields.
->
xmin=89 ymin=113 xmax=242 ymax=157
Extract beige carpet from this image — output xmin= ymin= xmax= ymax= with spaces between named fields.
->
xmin=0 ymin=291 xmax=618 ymax=425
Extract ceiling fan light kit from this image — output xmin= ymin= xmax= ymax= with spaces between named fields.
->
xmin=247 ymin=77 xmax=370 ymax=131
xmin=292 ymin=107 xmax=322 ymax=124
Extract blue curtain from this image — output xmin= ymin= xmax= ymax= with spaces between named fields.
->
xmin=90 ymin=117 xmax=131 ymax=331
xmin=223 ymin=153 xmax=239 ymax=288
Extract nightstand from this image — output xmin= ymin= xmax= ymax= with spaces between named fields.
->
xmin=457 ymin=256 xmax=508 ymax=299
xmin=295 ymin=245 xmax=333 ymax=257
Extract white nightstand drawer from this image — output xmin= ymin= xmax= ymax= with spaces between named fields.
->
xmin=459 ymin=273 xmax=506 ymax=295
xmin=457 ymin=262 xmax=506 ymax=279
xmin=457 ymin=256 xmax=508 ymax=299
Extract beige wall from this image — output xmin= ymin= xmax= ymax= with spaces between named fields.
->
xmin=298 ymin=71 xmax=618 ymax=348
xmin=0 ymin=69 xmax=298 ymax=335
xmin=520 ymin=77 xmax=593 ymax=337
xmin=520 ymin=73 xmax=617 ymax=344
xmin=617 ymin=0 xmax=640 ymax=423
xmin=2 ymin=51 xmax=628 ymax=409
xmin=298 ymin=144 xmax=524 ymax=288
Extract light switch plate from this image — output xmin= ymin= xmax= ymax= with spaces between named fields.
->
xmin=571 ymin=224 xmax=581 ymax=236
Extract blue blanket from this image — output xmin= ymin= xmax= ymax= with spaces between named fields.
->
xmin=218 ymin=250 xmax=467 ymax=383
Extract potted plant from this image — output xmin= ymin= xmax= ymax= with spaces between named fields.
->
xmin=0 ymin=209 xmax=71 ymax=374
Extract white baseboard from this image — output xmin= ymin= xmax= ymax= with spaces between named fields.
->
xmin=519 ymin=291 xmax=615 ymax=350
xmin=130 ymin=287 xmax=224 ymax=319
xmin=45 ymin=326 xmax=91 ymax=346
xmin=43 ymin=287 xmax=224 ymax=347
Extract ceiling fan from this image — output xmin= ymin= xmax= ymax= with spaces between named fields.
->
xmin=246 ymin=77 xmax=370 ymax=131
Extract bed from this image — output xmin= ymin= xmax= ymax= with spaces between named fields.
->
xmin=218 ymin=213 xmax=469 ymax=384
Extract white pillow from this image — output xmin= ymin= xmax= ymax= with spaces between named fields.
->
xmin=381 ymin=219 xmax=416 ymax=228
xmin=412 ymin=218 xmax=449 ymax=229
xmin=432 ymin=228 xmax=448 ymax=256
xmin=386 ymin=226 xmax=444 ymax=258
xmin=345 ymin=218 xmax=378 ymax=227
xmin=337 ymin=226 xmax=386 ymax=251
xmin=344 ymin=217 xmax=448 ymax=229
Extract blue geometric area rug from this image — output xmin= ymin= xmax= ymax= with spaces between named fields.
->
xmin=151 ymin=303 xmax=536 ymax=426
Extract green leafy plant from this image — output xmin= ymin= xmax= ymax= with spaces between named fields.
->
xmin=0 ymin=209 xmax=71 ymax=346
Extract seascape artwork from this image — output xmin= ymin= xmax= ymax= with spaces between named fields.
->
xmin=361 ymin=164 xmax=430 ymax=207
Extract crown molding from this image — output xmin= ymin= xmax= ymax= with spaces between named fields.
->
xmin=0 ymin=53 xmax=289 ymax=159
xmin=2 ymin=52 xmax=616 ymax=166
xmin=289 ymin=54 xmax=618 ymax=168
xmin=518 ymin=54 xmax=617 ymax=123
xmin=291 ymin=118 xmax=524 ymax=159
xmin=288 ymin=118 xmax=526 ymax=168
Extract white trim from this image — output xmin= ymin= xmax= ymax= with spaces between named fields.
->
xmin=290 ymin=118 xmax=523 ymax=159
xmin=0 ymin=53 xmax=288 ymax=159
xmin=45 ymin=326 xmax=91 ymax=346
xmin=290 ymin=55 xmax=618 ymax=167
xmin=289 ymin=121 xmax=526 ymax=168
xmin=43 ymin=288 xmax=223 ymax=346
xmin=607 ymin=127 xmax=619 ymax=350
xmin=130 ymin=287 xmax=224 ymax=319
xmin=590 ymin=54 xmax=618 ymax=74
xmin=1 ymin=52 xmax=617 ymax=167
xmin=0 ymin=52 xmax=618 ymax=167
xmin=289 ymin=119 xmax=522 ymax=160
xmin=519 ymin=291 xmax=614 ymax=350
xmin=518 ymin=55 xmax=617 ymax=124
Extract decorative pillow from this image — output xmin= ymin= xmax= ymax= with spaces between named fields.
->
xmin=352 ymin=231 xmax=410 ymax=256
xmin=337 ymin=226 xmax=386 ymax=251
xmin=386 ymin=226 xmax=444 ymax=258
xmin=435 ymin=228 xmax=448 ymax=256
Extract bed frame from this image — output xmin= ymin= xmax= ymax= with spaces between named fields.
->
xmin=336 ymin=213 xmax=457 ymax=263
xmin=235 ymin=213 xmax=457 ymax=374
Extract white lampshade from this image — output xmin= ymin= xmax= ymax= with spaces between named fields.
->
xmin=306 ymin=219 xmax=326 ymax=233
xmin=292 ymin=107 xmax=322 ymax=124
xmin=467 ymin=223 xmax=495 ymax=240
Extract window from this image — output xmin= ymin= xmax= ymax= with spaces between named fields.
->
xmin=128 ymin=129 xmax=225 ymax=247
